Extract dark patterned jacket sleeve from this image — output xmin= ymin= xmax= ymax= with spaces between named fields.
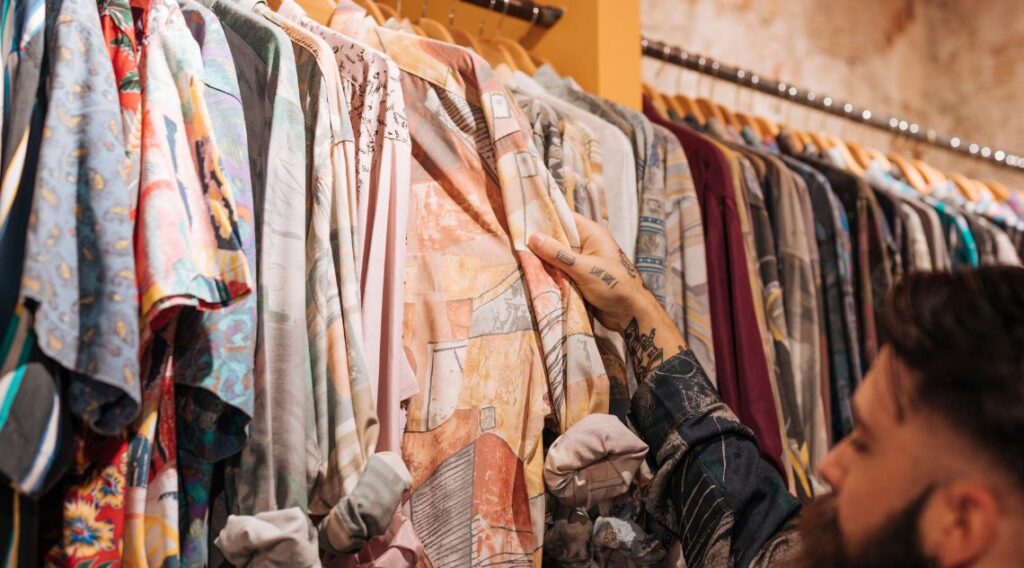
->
xmin=631 ymin=350 xmax=801 ymax=568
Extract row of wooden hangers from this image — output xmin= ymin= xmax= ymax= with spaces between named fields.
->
xmin=329 ymin=0 xmax=551 ymax=74
xmin=642 ymin=83 xmax=1016 ymax=204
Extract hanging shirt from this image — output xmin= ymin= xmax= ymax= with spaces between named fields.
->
xmin=782 ymin=156 xmax=862 ymax=441
xmin=282 ymin=0 xmax=417 ymax=457
xmin=200 ymin=0 xmax=313 ymax=529
xmin=18 ymin=0 xmax=138 ymax=563
xmin=361 ymin=27 xmax=610 ymax=566
xmin=177 ymin=2 xmax=258 ymax=564
xmin=736 ymin=150 xmax=810 ymax=500
xmin=536 ymin=68 xmax=669 ymax=308
xmin=512 ymin=70 xmax=639 ymax=261
xmin=658 ymin=125 xmax=715 ymax=386
xmin=120 ymin=0 xmax=253 ymax=565
xmin=751 ymin=153 xmax=829 ymax=479
xmin=645 ymin=99 xmax=786 ymax=478
xmin=0 ymin=0 xmax=44 ymax=232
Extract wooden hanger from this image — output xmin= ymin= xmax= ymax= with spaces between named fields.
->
xmin=486 ymin=0 xmax=536 ymax=73
xmin=982 ymin=179 xmax=1012 ymax=202
xmin=864 ymin=148 xmax=891 ymax=170
xmin=807 ymin=131 xmax=832 ymax=152
xmin=491 ymin=37 xmax=535 ymax=74
xmin=734 ymin=113 xmax=765 ymax=140
xmin=887 ymin=153 xmax=928 ymax=193
xmin=785 ymin=129 xmax=806 ymax=153
xmin=695 ymin=98 xmax=725 ymax=124
xmin=912 ymin=159 xmax=946 ymax=189
xmin=755 ymin=115 xmax=780 ymax=138
xmin=419 ymin=17 xmax=454 ymax=42
xmin=663 ymin=93 xmax=688 ymax=119
xmin=477 ymin=38 xmax=515 ymax=69
xmin=948 ymin=172 xmax=981 ymax=202
xmin=795 ymin=130 xmax=815 ymax=150
xmin=643 ymin=84 xmax=669 ymax=117
xmin=351 ymin=0 xmax=385 ymax=24
xmin=844 ymin=140 xmax=873 ymax=171
xmin=377 ymin=1 xmax=399 ymax=20
xmin=717 ymin=104 xmax=742 ymax=131
xmin=674 ymin=94 xmax=704 ymax=122
xmin=827 ymin=135 xmax=864 ymax=175
xmin=289 ymin=0 xmax=345 ymax=22
xmin=450 ymin=26 xmax=483 ymax=53
xmin=977 ymin=179 xmax=998 ymax=203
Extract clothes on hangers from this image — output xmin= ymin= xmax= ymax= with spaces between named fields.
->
xmin=4 ymin=2 xmax=1024 ymax=566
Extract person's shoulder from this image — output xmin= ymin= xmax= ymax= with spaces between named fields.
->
xmin=750 ymin=523 xmax=802 ymax=568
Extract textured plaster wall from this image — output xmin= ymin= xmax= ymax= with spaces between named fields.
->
xmin=642 ymin=0 xmax=1024 ymax=187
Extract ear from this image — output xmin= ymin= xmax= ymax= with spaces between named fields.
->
xmin=920 ymin=483 xmax=1000 ymax=567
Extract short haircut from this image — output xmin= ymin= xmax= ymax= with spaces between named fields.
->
xmin=877 ymin=267 xmax=1024 ymax=489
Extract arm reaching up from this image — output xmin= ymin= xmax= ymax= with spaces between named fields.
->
xmin=528 ymin=213 xmax=801 ymax=567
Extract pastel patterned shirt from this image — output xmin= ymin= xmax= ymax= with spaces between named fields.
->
xmin=285 ymin=0 xmax=418 ymax=457
xmin=362 ymin=27 xmax=609 ymax=566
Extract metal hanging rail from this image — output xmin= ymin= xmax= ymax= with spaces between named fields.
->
xmin=460 ymin=0 xmax=563 ymax=28
xmin=641 ymin=36 xmax=1024 ymax=172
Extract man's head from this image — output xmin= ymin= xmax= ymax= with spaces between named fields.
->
xmin=801 ymin=267 xmax=1024 ymax=568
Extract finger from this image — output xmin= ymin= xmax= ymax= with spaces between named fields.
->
xmin=571 ymin=212 xmax=619 ymax=257
xmin=527 ymin=233 xmax=586 ymax=275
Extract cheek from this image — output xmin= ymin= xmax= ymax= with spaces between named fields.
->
xmin=835 ymin=469 xmax=881 ymax=549
xmin=834 ymin=451 xmax=914 ymax=550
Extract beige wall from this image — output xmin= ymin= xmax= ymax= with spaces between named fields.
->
xmin=642 ymin=0 xmax=1024 ymax=188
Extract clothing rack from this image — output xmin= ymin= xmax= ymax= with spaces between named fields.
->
xmin=459 ymin=0 xmax=563 ymax=29
xmin=641 ymin=37 xmax=1024 ymax=173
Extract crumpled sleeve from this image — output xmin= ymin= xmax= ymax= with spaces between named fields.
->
xmin=630 ymin=350 xmax=800 ymax=568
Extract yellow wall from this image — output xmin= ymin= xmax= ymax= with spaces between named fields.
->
xmin=389 ymin=0 xmax=641 ymax=109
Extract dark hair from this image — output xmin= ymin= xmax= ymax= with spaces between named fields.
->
xmin=877 ymin=267 xmax=1024 ymax=489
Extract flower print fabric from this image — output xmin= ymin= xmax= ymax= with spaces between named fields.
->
xmin=51 ymin=0 xmax=253 ymax=565
xmin=360 ymin=26 xmax=609 ymax=567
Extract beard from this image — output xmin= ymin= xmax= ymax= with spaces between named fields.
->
xmin=796 ymin=487 xmax=938 ymax=568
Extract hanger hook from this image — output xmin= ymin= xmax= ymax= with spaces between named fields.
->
xmin=480 ymin=0 xmax=497 ymax=36
xmin=495 ymin=0 xmax=510 ymax=37
xmin=396 ymin=0 xmax=403 ymax=15
xmin=448 ymin=0 xmax=457 ymax=26
xmin=421 ymin=0 xmax=429 ymax=17
xmin=529 ymin=4 xmax=540 ymax=30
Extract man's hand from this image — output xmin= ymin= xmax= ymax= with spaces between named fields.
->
xmin=528 ymin=213 xmax=686 ymax=382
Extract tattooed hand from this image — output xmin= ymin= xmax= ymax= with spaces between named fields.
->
xmin=528 ymin=213 xmax=647 ymax=332
xmin=528 ymin=213 xmax=686 ymax=381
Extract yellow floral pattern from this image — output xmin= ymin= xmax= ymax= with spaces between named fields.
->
xmin=64 ymin=498 xmax=116 ymax=558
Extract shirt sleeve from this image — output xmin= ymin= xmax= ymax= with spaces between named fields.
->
xmin=630 ymin=349 xmax=800 ymax=568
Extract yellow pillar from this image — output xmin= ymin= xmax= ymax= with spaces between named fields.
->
xmin=391 ymin=0 xmax=642 ymax=109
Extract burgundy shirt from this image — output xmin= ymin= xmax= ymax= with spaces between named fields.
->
xmin=644 ymin=99 xmax=785 ymax=476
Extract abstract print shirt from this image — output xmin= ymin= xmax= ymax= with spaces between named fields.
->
xmin=123 ymin=0 xmax=252 ymax=565
xmin=177 ymin=2 xmax=258 ymax=564
xmin=363 ymin=27 xmax=609 ymax=567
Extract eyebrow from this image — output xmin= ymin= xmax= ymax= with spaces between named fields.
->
xmin=851 ymin=401 xmax=873 ymax=437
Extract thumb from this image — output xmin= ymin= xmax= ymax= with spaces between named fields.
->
xmin=527 ymin=233 xmax=584 ymax=274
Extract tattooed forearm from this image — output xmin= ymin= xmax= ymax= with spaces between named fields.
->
xmin=589 ymin=266 xmax=619 ymax=289
xmin=618 ymin=249 xmax=638 ymax=279
xmin=555 ymin=250 xmax=576 ymax=266
xmin=623 ymin=317 xmax=664 ymax=382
